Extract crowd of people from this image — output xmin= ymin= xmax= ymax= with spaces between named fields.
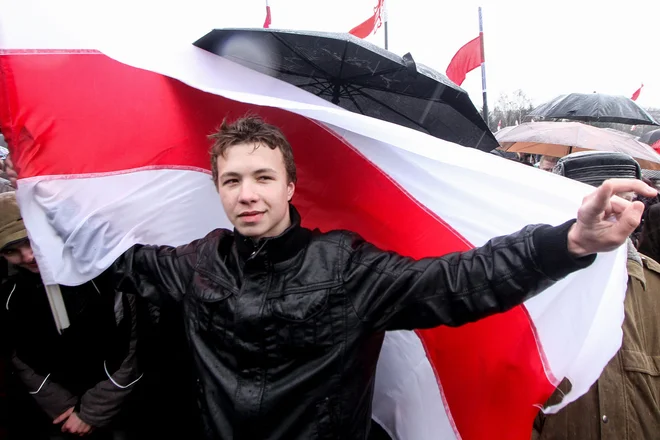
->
xmin=0 ymin=118 xmax=658 ymax=439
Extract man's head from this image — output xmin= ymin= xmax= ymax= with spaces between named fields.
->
xmin=553 ymin=151 xmax=642 ymax=200
xmin=209 ymin=116 xmax=297 ymax=240
xmin=0 ymin=192 xmax=38 ymax=273
xmin=538 ymin=155 xmax=559 ymax=172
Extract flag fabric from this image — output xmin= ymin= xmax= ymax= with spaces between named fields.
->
xmin=263 ymin=0 xmax=272 ymax=28
xmin=0 ymin=5 xmax=629 ymax=440
xmin=349 ymin=0 xmax=385 ymax=39
xmin=631 ymin=84 xmax=643 ymax=101
xmin=446 ymin=36 xmax=483 ymax=86
xmin=652 ymin=140 xmax=660 ymax=153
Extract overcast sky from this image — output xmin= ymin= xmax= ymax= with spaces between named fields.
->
xmin=206 ymin=0 xmax=660 ymax=110
xmin=5 ymin=0 xmax=659 ymax=111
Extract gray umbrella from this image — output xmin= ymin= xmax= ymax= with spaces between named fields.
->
xmin=639 ymin=129 xmax=660 ymax=146
xmin=528 ymin=93 xmax=659 ymax=126
xmin=194 ymin=28 xmax=498 ymax=152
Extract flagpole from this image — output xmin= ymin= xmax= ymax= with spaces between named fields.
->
xmin=479 ymin=7 xmax=489 ymax=125
xmin=383 ymin=0 xmax=389 ymax=50
xmin=384 ymin=21 xmax=389 ymax=50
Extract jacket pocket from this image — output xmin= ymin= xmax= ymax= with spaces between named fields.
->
xmin=267 ymin=288 xmax=335 ymax=353
xmin=621 ymin=349 xmax=660 ymax=415
xmin=190 ymin=272 xmax=233 ymax=341
xmin=621 ymin=349 xmax=660 ymax=376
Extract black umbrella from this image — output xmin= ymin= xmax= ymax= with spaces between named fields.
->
xmin=639 ymin=129 xmax=660 ymax=146
xmin=194 ymin=28 xmax=497 ymax=151
xmin=528 ymin=93 xmax=659 ymax=126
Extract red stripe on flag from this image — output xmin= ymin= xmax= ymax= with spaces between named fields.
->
xmin=0 ymin=51 xmax=554 ymax=439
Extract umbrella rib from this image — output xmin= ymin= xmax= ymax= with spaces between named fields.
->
xmin=347 ymin=80 xmax=450 ymax=102
xmin=345 ymin=90 xmax=366 ymax=114
xmin=270 ymin=34 xmax=336 ymax=79
xmin=346 ymin=84 xmax=429 ymax=131
xmin=338 ymin=41 xmax=349 ymax=78
xmin=341 ymin=66 xmax=408 ymax=82
xmin=295 ymin=77 xmax=332 ymax=91
xmin=295 ymin=78 xmax=337 ymax=88
xmin=315 ymin=82 xmax=338 ymax=98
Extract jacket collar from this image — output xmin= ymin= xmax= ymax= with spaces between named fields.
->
xmin=234 ymin=204 xmax=311 ymax=264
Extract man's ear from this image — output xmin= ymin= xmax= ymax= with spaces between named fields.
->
xmin=287 ymin=182 xmax=295 ymax=201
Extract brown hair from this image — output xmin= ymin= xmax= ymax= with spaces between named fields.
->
xmin=209 ymin=115 xmax=297 ymax=185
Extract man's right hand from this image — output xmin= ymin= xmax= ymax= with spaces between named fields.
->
xmin=2 ymin=154 xmax=17 ymax=188
xmin=53 ymin=406 xmax=74 ymax=425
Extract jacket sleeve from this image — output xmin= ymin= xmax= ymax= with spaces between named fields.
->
xmin=77 ymin=294 xmax=142 ymax=428
xmin=532 ymin=411 xmax=544 ymax=439
xmin=343 ymin=220 xmax=596 ymax=332
xmin=112 ymin=238 xmax=204 ymax=306
xmin=11 ymin=352 xmax=78 ymax=420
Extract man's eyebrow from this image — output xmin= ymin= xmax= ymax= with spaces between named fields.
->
xmin=219 ymin=171 xmax=241 ymax=179
xmin=253 ymin=168 xmax=277 ymax=174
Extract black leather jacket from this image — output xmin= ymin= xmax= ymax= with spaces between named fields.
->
xmin=115 ymin=206 xmax=594 ymax=439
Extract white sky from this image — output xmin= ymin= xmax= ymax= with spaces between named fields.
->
xmin=207 ymin=0 xmax=660 ymax=109
xmin=3 ymin=0 xmax=659 ymax=110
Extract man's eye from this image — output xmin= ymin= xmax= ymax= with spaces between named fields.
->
xmin=258 ymin=176 xmax=272 ymax=181
xmin=223 ymin=179 xmax=238 ymax=185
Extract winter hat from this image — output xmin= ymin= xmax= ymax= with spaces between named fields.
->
xmin=553 ymin=151 xmax=641 ymax=187
xmin=0 ymin=192 xmax=28 ymax=251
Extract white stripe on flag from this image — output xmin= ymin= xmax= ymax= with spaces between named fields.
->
xmin=373 ymin=331 xmax=460 ymax=440
xmin=17 ymin=169 xmax=228 ymax=285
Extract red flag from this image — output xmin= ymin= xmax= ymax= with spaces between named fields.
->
xmin=446 ymin=36 xmax=483 ymax=86
xmin=652 ymin=140 xmax=660 ymax=153
xmin=349 ymin=0 xmax=385 ymax=39
xmin=631 ymin=84 xmax=643 ymax=101
xmin=263 ymin=1 xmax=272 ymax=28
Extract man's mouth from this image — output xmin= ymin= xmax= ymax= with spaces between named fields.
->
xmin=24 ymin=262 xmax=39 ymax=271
xmin=238 ymin=211 xmax=265 ymax=222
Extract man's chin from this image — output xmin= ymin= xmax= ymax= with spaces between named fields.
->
xmin=235 ymin=224 xmax=266 ymax=239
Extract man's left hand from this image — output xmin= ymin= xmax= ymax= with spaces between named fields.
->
xmin=61 ymin=412 xmax=94 ymax=436
xmin=567 ymin=178 xmax=657 ymax=257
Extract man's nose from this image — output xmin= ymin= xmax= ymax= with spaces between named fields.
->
xmin=20 ymin=247 xmax=34 ymax=263
xmin=238 ymin=182 xmax=258 ymax=203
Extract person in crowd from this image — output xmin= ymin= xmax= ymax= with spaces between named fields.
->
xmin=533 ymin=151 xmax=660 ymax=440
xmin=537 ymin=155 xmax=559 ymax=172
xmin=0 ymin=192 xmax=144 ymax=439
xmin=637 ymin=203 xmax=660 ymax=263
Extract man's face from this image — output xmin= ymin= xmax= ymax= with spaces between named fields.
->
xmin=1 ymin=240 xmax=39 ymax=273
xmin=216 ymin=142 xmax=295 ymax=240
xmin=539 ymin=158 xmax=558 ymax=172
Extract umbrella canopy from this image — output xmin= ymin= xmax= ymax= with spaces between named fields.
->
xmin=639 ymin=129 xmax=660 ymax=148
xmin=528 ymin=93 xmax=659 ymax=126
xmin=194 ymin=28 xmax=498 ymax=151
xmin=496 ymin=121 xmax=660 ymax=170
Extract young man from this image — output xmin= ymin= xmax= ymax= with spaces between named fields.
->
xmin=0 ymin=192 xmax=143 ymax=439
xmin=102 ymin=116 xmax=655 ymax=439
xmin=0 ymin=115 xmax=634 ymax=439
